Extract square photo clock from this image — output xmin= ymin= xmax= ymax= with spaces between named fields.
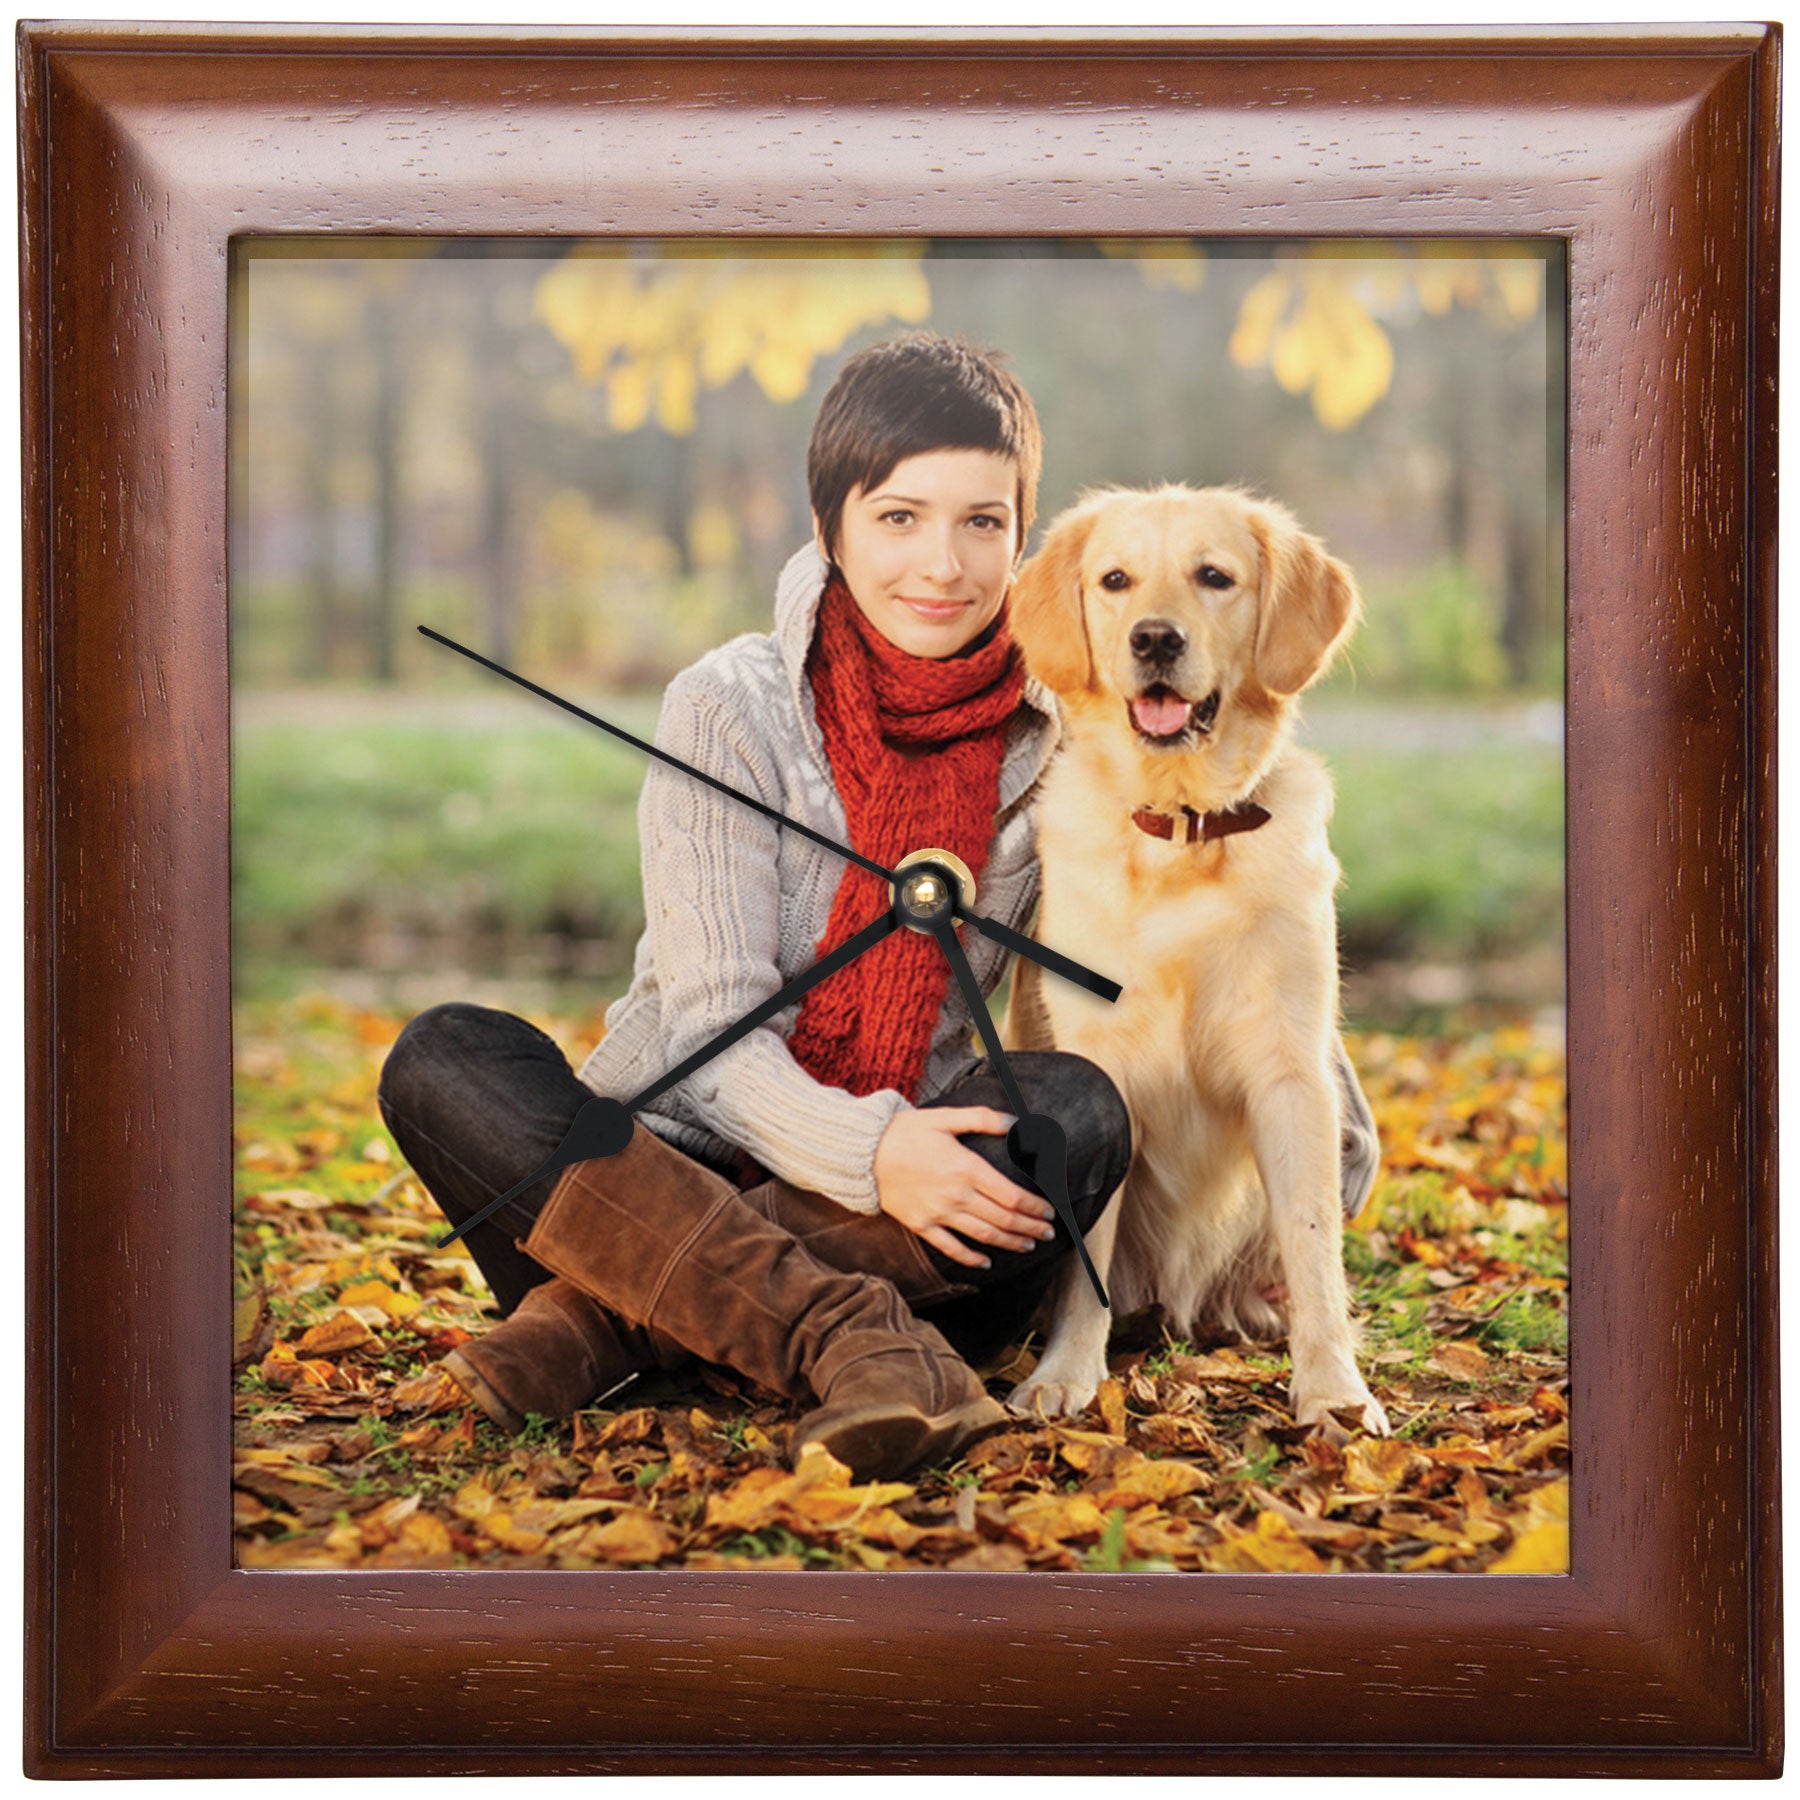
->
xmin=23 ymin=24 xmax=1778 ymax=1777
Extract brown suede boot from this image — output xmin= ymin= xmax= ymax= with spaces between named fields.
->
xmin=522 ymin=1125 xmax=1004 ymax=1480
xmin=738 ymin=1177 xmax=976 ymax=1309
xmin=441 ymin=1277 xmax=674 ymax=1434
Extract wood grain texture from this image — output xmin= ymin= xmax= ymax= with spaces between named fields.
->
xmin=19 ymin=23 xmax=1780 ymax=1777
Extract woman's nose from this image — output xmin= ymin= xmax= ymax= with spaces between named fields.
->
xmin=920 ymin=526 xmax=962 ymax=584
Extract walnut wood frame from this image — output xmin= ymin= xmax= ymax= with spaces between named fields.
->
xmin=21 ymin=23 xmax=1780 ymax=1777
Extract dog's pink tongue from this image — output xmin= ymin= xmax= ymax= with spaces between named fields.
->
xmin=1131 ymin=693 xmax=1193 ymax=736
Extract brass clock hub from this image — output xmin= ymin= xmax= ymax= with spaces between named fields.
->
xmin=893 ymin=847 xmax=976 ymax=930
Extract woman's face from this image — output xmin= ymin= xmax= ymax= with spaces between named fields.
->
xmin=819 ymin=447 xmax=1022 ymax=660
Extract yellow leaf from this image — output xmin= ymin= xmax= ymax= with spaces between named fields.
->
xmin=1136 ymin=1413 xmax=1215 ymax=1456
xmin=231 ymin=1459 xmax=340 ymax=1490
xmin=323 ymin=1521 xmax=365 ymax=1562
xmin=1096 ymin=1378 xmax=1128 ymax=1440
xmin=1506 ymin=1421 xmax=1569 ymax=1470
xmin=1403 ymin=1544 xmax=1469 ymax=1570
xmin=355 ymin=1494 xmax=422 ymax=1546
xmin=510 ymin=1498 xmax=618 ymax=1534
xmin=704 ymin=1451 xmax=904 ymax=1534
xmin=566 ymin=1508 xmax=677 ymax=1565
xmin=1491 ymin=1518 xmax=1568 ymax=1573
xmin=451 ymin=1479 xmax=496 ymax=1521
xmin=1005 ymin=1492 xmax=1109 ymax=1545
xmin=391 ymin=1366 xmax=466 ymax=1414
xmin=582 ymin=1407 xmax=659 ymax=1448
xmin=1342 ymin=1436 xmax=1419 ymax=1495
xmin=1209 ymin=1511 xmax=1327 ymax=1573
xmin=339 ymin=1280 xmax=421 ymax=1319
xmin=298 ymin=1310 xmax=378 ymax=1355
xmin=1413 ymin=1518 xmax=1505 ymax=1546
xmin=1522 ymin=1476 xmax=1570 ymax=1520
xmin=791 ymin=1480 xmax=915 ymax=1525
xmin=1430 ymin=1339 xmax=1490 ymax=1381
xmin=233 ymin=1290 xmax=270 ymax=1365
xmin=1096 ymin=1456 xmax=1210 ymax=1507
xmin=704 ymin=1468 xmax=795 ymax=1533
xmin=478 ymin=1509 xmax=549 ymax=1555
xmin=1229 ymin=271 xmax=1293 ymax=368
xmin=258 ymin=1343 xmax=344 ymax=1390
xmin=373 ymin=1510 xmax=453 ymax=1565
xmin=1308 ymin=295 xmax=1394 ymax=428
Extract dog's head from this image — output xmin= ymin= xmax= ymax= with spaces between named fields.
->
xmin=1011 ymin=485 xmax=1360 ymax=801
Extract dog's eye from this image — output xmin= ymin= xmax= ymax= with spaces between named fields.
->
xmin=1099 ymin=568 xmax=1131 ymax=592
xmin=1198 ymin=564 xmax=1235 ymax=590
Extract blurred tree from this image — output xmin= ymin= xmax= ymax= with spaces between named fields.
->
xmin=239 ymin=240 xmax=1558 ymax=692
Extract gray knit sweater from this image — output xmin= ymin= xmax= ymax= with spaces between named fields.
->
xmin=577 ymin=544 xmax=1062 ymax=1214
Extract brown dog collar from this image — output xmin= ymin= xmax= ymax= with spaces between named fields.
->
xmin=1130 ymin=800 xmax=1272 ymax=846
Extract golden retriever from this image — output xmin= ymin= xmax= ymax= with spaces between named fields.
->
xmin=1002 ymin=484 xmax=1389 ymax=1437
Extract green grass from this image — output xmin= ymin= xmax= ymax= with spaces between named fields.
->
xmin=1343 ymin=1168 xmax=1568 ymax=1378
xmin=231 ymin=700 xmax=1563 ymax=1002
xmin=232 ymin=706 xmax=659 ymax=998
xmin=1326 ymin=738 xmax=1563 ymax=963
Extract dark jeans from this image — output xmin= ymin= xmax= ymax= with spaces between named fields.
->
xmin=377 ymin=1003 xmax=1135 ymax=1365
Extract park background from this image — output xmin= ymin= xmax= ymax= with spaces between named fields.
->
xmin=232 ymin=239 xmax=1564 ymax=1033
xmin=228 ymin=242 xmax=1572 ymax=1574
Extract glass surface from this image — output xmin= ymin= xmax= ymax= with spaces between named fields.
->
xmin=229 ymin=239 xmax=1569 ymax=1574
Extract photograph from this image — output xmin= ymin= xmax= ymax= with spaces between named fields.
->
xmin=229 ymin=237 xmax=1571 ymax=1575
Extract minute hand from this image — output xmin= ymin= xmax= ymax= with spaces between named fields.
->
xmin=927 ymin=919 xmax=1110 ymax=1310
xmin=437 ymin=909 xmax=902 ymax=1249
xmin=419 ymin=624 xmax=1121 ymax=1004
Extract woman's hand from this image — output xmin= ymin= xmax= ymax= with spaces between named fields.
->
xmin=873 ymin=1107 xmax=1058 ymax=1269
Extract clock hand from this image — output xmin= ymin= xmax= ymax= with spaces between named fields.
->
xmin=419 ymin=624 xmax=1121 ymax=1004
xmin=437 ymin=907 xmax=903 ymax=1249
xmin=926 ymin=916 xmax=1110 ymax=1310
xmin=418 ymin=624 xmax=895 ymax=891
xmin=950 ymin=903 xmax=1114 ymax=1003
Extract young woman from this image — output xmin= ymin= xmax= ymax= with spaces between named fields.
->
xmin=378 ymin=333 xmax=1374 ymax=1480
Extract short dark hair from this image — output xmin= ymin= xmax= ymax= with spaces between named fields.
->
xmin=807 ymin=332 xmax=1044 ymax=564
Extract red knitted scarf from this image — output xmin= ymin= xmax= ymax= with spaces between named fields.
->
xmin=787 ymin=573 xmax=1026 ymax=1103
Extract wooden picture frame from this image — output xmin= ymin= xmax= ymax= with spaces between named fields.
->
xmin=22 ymin=24 xmax=1779 ymax=1776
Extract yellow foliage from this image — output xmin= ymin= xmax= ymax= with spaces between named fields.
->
xmin=1342 ymin=1435 xmax=1420 ymax=1496
xmin=1208 ymin=1510 xmax=1328 ymax=1573
xmin=1491 ymin=1518 xmax=1569 ymax=1572
xmin=534 ymin=247 xmax=931 ymax=435
xmin=338 ymin=1279 xmax=421 ymax=1319
xmin=1228 ymin=247 xmax=1544 ymax=431
xmin=1228 ymin=272 xmax=1294 ymax=368
xmin=1095 ymin=1455 xmax=1210 ymax=1508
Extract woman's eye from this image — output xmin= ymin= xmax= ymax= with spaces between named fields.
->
xmin=1198 ymin=564 xmax=1235 ymax=590
xmin=880 ymin=510 xmax=915 ymax=526
xmin=1099 ymin=568 xmax=1131 ymax=592
xmin=969 ymin=514 xmax=1004 ymax=531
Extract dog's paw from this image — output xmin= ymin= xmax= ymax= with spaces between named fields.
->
xmin=1006 ymin=1365 xmax=1105 ymax=1422
xmin=1294 ymin=1384 xmax=1390 ymax=1440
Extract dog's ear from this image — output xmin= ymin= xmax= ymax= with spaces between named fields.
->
xmin=1009 ymin=504 xmax=1100 ymax=693
xmin=1248 ymin=502 xmax=1361 ymax=697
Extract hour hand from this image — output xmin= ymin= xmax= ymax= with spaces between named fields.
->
xmin=927 ymin=918 xmax=1110 ymax=1309
xmin=436 ymin=908 xmax=902 ymax=1248
xmin=952 ymin=903 xmax=1121 ymax=1003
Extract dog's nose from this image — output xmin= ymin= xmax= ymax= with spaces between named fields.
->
xmin=1129 ymin=618 xmax=1187 ymax=664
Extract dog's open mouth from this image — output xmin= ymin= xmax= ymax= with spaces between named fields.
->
xmin=1128 ymin=685 xmax=1221 ymax=743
